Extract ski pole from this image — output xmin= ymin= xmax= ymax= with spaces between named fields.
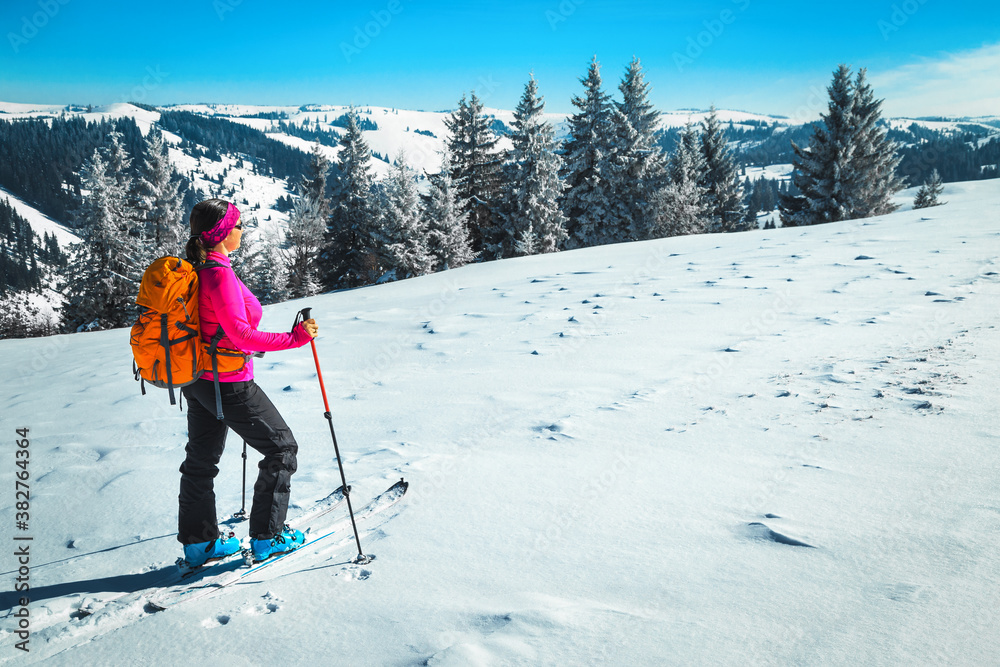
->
xmin=232 ymin=441 xmax=248 ymax=521
xmin=297 ymin=307 xmax=373 ymax=565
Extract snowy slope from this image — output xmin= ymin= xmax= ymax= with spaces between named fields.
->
xmin=0 ymin=187 xmax=79 ymax=247
xmin=659 ymin=108 xmax=794 ymax=130
xmin=887 ymin=117 xmax=1000 ymax=135
xmin=0 ymin=102 xmax=160 ymax=135
xmin=2 ymin=180 xmax=999 ymax=664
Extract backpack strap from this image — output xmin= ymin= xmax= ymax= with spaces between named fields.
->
xmin=207 ymin=327 xmax=226 ymax=420
xmin=132 ymin=359 xmax=147 ymax=396
xmin=160 ymin=312 xmax=177 ymax=407
xmin=195 ymin=260 xmax=228 ymax=420
xmin=195 ymin=259 xmax=250 ymax=421
xmin=195 ymin=259 xmax=226 ymax=273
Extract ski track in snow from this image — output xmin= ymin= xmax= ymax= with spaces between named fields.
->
xmin=2 ymin=181 xmax=1000 ymax=664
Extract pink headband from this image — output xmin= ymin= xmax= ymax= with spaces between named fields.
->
xmin=200 ymin=203 xmax=240 ymax=246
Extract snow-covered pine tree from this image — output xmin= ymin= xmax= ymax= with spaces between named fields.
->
xmin=780 ymin=64 xmax=903 ymax=226
xmin=302 ymin=142 xmax=333 ymax=221
xmin=284 ymin=196 xmax=326 ymax=298
xmin=424 ymin=146 xmax=476 ymax=271
xmin=849 ymin=68 xmax=905 ymax=217
xmin=652 ymin=121 xmax=709 ymax=237
xmin=514 ymin=223 xmax=539 ymax=256
xmin=444 ymin=92 xmax=503 ymax=257
xmin=780 ymin=64 xmax=857 ymax=226
xmin=138 ymin=127 xmax=184 ymax=256
xmin=380 ymin=151 xmax=433 ymax=280
xmin=325 ymin=107 xmax=381 ymax=288
xmin=498 ymin=73 xmax=568 ymax=257
xmin=284 ymin=144 xmax=331 ymax=298
xmin=560 ymin=56 xmax=617 ymax=249
xmin=913 ymin=168 xmax=945 ymax=209
xmin=0 ymin=291 xmax=52 ymax=339
xmin=109 ymin=130 xmax=158 ymax=269
xmin=700 ymin=106 xmax=747 ymax=232
xmin=61 ymin=145 xmax=143 ymax=331
xmin=611 ymin=56 xmax=668 ymax=241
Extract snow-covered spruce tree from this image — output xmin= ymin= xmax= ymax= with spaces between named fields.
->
xmin=497 ymin=73 xmax=568 ymax=257
xmin=780 ymin=64 xmax=857 ymax=227
xmin=61 ymin=145 xmax=144 ymax=332
xmin=0 ymin=291 xmax=52 ymax=339
xmin=610 ymin=56 xmax=668 ymax=241
xmin=913 ymin=168 xmax=945 ymax=209
xmin=138 ymin=127 xmax=184 ymax=256
xmin=512 ymin=223 xmax=539 ymax=256
xmin=652 ymin=121 xmax=709 ymax=237
xmin=444 ymin=92 xmax=503 ymax=257
xmin=780 ymin=64 xmax=903 ymax=226
xmin=284 ymin=144 xmax=331 ymax=298
xmin=849 ymin=68 xmax=905 ymax=217
xmin=700 ymin=106 xmax=747 ymax=232
xmin=301 ymin=142 xmax=333 ymax=221
xmin=424 ymin=146 xmax=476 ymax=271
xmin=380 ymin=151 xmax=433 ymax=280
xmin=560 ymin=56 xmax=617 ymax=249
xmin=325 ymin=107 xmax=381 ymax=288
xmin=284 ymin=196 xmax=326 ymax=298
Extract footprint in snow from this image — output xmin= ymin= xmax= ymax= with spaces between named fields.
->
xmin=201 ymin=614 xmax=231 ymax=628
xmin=246 ymin=598 xmax=281 ymax=616
xmin=883 ymin=582 xmax=934 ymax=604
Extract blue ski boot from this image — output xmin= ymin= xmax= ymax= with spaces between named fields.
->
xmin=180 ymin=532 xmax=241 ymax=570
xmin=250 ymin=525 xmax=305 ymax=562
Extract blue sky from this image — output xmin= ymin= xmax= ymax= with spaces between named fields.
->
xmin=1 ymin=0 xmax=998 ymax=118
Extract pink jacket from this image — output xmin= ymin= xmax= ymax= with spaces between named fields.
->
xmin=198 ymin=251 xmax=312 ymax=382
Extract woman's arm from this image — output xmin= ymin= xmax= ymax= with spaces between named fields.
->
xmin=201 ymin=266 xmax=313 ymax=352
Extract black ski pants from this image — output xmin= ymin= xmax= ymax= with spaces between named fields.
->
xmin=178 ymin=379 xmax=298 ymax=544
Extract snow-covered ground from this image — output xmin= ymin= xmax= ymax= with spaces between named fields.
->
xmin=743 ymin=164 xmax=794 ymax=183
xmin=1 ymin=180 xmax=999 ymax=664
xmin=659 ymin=108 xmax=794 ymax=130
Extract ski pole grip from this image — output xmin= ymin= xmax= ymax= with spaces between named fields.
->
xmin=293 ymin=307 xmax=311 ymax=331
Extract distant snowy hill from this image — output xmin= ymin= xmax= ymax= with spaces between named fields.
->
xmin=0 ymin=100 xmax=996 ymax=259
xmin=1 ymin=179 xmax=999 ymax=664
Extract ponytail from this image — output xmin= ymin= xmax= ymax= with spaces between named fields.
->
xmin=185 ymin=236 xmax=207 ymax=264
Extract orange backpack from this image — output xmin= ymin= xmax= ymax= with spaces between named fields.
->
xmin=130 ymin=256 xmax=249 ymax=419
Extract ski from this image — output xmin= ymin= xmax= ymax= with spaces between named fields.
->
xmin=69 ymin=486 xmax=350 ymax=619
xmin=145 ymin=478 xmax=408 ymax=611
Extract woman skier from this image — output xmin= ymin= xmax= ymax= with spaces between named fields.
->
xmin=178 ymin=198 xmax=319 ymax=567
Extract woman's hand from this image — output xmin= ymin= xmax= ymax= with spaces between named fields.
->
xmin=302 ymin=318 xmax=319 ymax=338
